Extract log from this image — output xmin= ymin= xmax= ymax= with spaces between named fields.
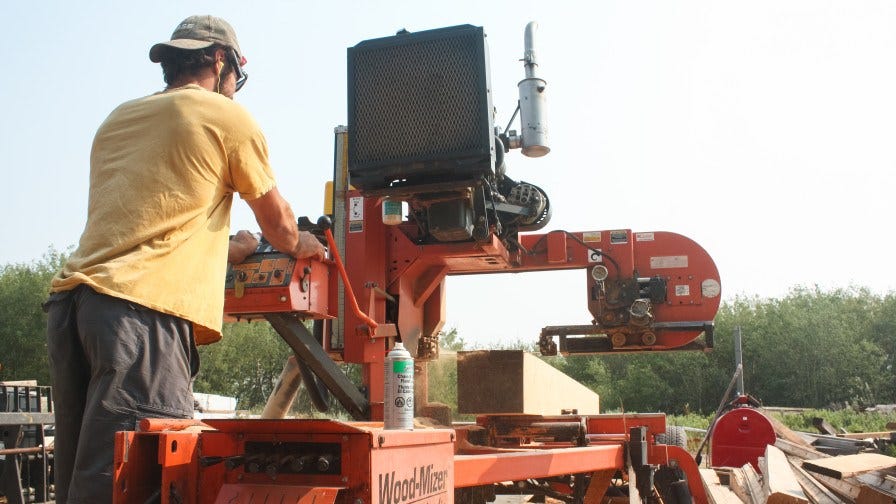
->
xmin=761 ymin=445 xmax=809 ymax=504
xmin=803 ymin=454 xmax=896 ymax=480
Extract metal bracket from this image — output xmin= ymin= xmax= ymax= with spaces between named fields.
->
xmin=266 ymin=313 xmax=370 ymax=420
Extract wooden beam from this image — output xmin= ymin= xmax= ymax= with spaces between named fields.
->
xmin=786 ymin=456 xmax=844 ymax=504
xmin=803 ymin=453 xmax=896 ymax=480
xmin=762 ymin=445 xmax=809 ymax=504
xmin=776 ymin=438 xmax=829 ymax=461
xmin=742 ymin=463 xmax=769 ymax=504
xmin=729 ymin=467 xmax=753 ymax=504
xmin=813 ymin=418 xmax=839 ymax=436
xmin=835 ymin=431 xmax=896 ymax=440
xmin=758 ymin=408 xmax=816 ymax=448
xmin=809 ymin=472 xmax=860 ymax=502
xmin=854 ymin=471 xmax=896 ymax=499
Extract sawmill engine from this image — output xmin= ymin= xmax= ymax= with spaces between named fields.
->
xmin=347 ymin=23 xmax=551 ymax=243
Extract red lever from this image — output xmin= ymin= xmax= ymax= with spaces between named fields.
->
xmin=323 ymin=228 xmax=378 ymax=334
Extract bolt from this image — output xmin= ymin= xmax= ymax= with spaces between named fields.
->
xmin=378 ymin=435 xmax=385 ymax=446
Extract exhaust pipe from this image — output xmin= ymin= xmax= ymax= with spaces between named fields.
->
xmin=519 ymin=21 xmax=550 ymax=157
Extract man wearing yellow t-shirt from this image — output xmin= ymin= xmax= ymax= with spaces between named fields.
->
xmin=44 ymin=15 xmax=324 ymax=503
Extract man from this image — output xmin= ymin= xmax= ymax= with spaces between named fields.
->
xmin=44 ymin=15 xmax=324 ymax=503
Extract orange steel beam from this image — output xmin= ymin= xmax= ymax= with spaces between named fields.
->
xmin=453 ymin=444 xmax=625 ymax=487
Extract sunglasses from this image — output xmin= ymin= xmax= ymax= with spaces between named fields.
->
xmin=228 ymin=48 xmax=248 ymax=92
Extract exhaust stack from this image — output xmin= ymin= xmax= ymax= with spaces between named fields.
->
xmin=519 ymin=21 xmax=550 ymax=157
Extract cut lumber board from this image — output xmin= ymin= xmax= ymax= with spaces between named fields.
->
xmin=814 ymin=418 xmax=839 ymax=436
xmin=787 ymin=456 xmax=845 ymax=504
xmin=853 ymin=471 xmax=896 ymax=499
xmin=803 ymin=454 xmax=896 ymax=480
xmin=743 ymin=462 xmax=770 ymax=504
xmin=854 ymin=485 xmax=894 ymax=504
xmin=836 ymin=432 xmax=896 ymax=440
xmin=762 ymin=445 xmax=809 ymax=504
xmin=701 ymin=468 xmax=745 ymax=504
xmin=810 ymin=472 xmax=860 ymax=502
xmin=776 ymin=438 xmax=830 ymax=461
xmin=729 ymin=467 xmax=754 ymax=504
xmin=759 ymin=408 xmax=816 ymax=448
xmin=457 ymin=351 xmax=600 ymax=414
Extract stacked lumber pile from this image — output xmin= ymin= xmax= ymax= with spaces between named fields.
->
xmin=701 ymin=441 xmax=896 ymax=504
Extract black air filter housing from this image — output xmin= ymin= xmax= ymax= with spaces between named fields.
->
xmin=347 ymin=25 xmax=495 ymax=191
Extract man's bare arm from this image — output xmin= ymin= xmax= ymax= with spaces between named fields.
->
xmin=245 ymin=187 xmax=326 ymax=260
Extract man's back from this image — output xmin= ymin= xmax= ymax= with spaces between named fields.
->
xmin=53 ymin=84 xmax=274 ymax=340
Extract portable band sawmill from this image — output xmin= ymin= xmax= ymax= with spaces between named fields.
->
xmin=113 ymin=22 xmax=722 ymax=504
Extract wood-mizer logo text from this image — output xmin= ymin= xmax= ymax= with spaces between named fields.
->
xmin=377 ymin=464 xmax=449 ymax=504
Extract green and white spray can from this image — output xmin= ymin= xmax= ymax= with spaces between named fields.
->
xmin=384 ymin=341 xmax=414 ymax=430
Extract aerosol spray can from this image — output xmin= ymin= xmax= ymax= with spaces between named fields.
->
xmin=384 ymin=342 xmax=414 ymax=430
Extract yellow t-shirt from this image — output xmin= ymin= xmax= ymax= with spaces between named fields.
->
xmin=52 ymin=84 xmax=275 ymax=344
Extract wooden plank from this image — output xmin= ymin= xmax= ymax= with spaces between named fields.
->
xmin=729 ymin=467 xmax=755 ymax=504
xmin=854 ymin=485 xmax=893 ymax=504
xmin=853 ymin=471 xmax=896 ymax=499
xmin=804 ymin=454 xmax=896 ymax=480
xmin=759 ymin=408 xmax=816 ymax=448
xmin=813 ymin=418 xmax=839 ymax=436
xmin=836 ymin=432 xmax=896 ymax=440
xmin=762 ymin=445 xmax=809 ymax=504
xmin=787 ymin=456 xmax=845 ymax=504
xmin=776 ymin=438 xmax=830 ymax=461
xmin=701 ymin=468 xmax=746 ymax=504
xmin=583 ymin=469 xmax=615 ymax=504
xmin=743 ymin=462 xmax=769 ymax=504
xmin=810 ymin=472 xmax=860 ymax=502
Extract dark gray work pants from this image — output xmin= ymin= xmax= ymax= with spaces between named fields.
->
xmin=45 ymin=285 xmax=199 ymax=504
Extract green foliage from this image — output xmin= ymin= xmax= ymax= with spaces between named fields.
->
xmin=0 ymin=249 xmax=68 ymax=384
xmin=771 ymin=409 xmax=896 ymax=433
xmin=194 ymin=321 xmax=293 ymax=410
xmin=195 ymin=320 xmax=362 ymax=417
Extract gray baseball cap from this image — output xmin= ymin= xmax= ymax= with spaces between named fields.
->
xmin=149 ymin=15 xmax=243 ymax=63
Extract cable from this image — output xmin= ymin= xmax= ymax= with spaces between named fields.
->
xmin=527 ymin=230 xmax=622 ymax=277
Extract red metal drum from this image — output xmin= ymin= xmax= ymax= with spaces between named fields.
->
xmin=709 ymin=406 xmax=776 ymax=471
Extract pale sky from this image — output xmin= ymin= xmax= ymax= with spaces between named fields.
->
xmin=4 ymin=1 xmax=896 ymax=346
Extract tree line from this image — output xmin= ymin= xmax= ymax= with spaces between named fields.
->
xmin=2 ymin=250 xmax=894 ymax=414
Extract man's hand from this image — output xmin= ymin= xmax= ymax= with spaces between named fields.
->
xmin=228 ymin=230 xmax=259 ymax=264
xmin=293 ymin=231 xmax=326 ymax=261
xmin=246 ymin=188 xmax=327 ymax=262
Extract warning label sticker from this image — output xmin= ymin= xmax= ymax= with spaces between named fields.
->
xmin=650 ymin=255 xmax=688 ymax=269
xmin=582 ymin=231 xmax=601 ymax=243
xmin=349 ymin=196 xmax=364 ymax=221
xmin=675 ymin=285 xmax=691 ymax=297
xmin=635 ymin=232 xmax=655 ymax=242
